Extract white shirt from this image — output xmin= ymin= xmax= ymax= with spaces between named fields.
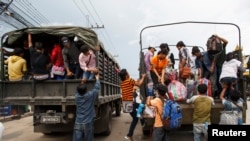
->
xmin=219 ymin=59 xmax=242 ymax=81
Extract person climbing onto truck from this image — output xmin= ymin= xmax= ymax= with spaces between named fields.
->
xmin=211 ymin=35 xmax=228 ymax=98
xmin=72 ymin=69 xmax=100 ymax=141
xmin=219 ymin=51 xmax=245 ymax=98
xmin=219 ymin=83 xmax=243 ymax=125
xmin=118 ymin=68 xmax=146 ymax=141
xmin=191 ymin=46 xmax=217 ymax=98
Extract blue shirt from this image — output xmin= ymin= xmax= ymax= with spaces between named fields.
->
xmin=195 ymin=52 xmax=216 ymax=78
xmin=75 ymin=80 xmax=100 ymax=124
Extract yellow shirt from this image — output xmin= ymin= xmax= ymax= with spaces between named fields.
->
xmin=4 ymin=56 xmax=27 ymax=81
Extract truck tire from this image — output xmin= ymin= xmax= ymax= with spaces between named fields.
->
xmin=115 ymin=100 xmax=121 ymax=117
xmin=102 ymin=105 xmax=112 ymax=136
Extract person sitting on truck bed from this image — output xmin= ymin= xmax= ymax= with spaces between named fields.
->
xmin=79 ymin=44 xmax=98 ymax=81
xmin=28 ymin=33 xmax=51 ymax=80
xmin=50 ymin=43 xmax=65 ymax=80
xmin=72 ymin=70 xmax=100 ymax=141
xmin=1 ymin=39 xmax=31 ymax=80
xmin=4 ymin=48 xmax=27 ymax=81
xmin=61 ymin=36 xmax=82 ymax=79
xmin=118 ymin=69 xmax=146 ymax=141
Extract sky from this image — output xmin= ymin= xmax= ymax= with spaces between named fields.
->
xmin=2 ymin=0 xmax=250 ymax=78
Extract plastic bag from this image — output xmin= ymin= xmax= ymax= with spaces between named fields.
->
xmin=0 ymin=122 xmax=4 ymax=140
xmin=219 ymin=111 xmax=238 ymax=125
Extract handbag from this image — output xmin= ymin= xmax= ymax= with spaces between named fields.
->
xmin=143 ymin=106 xmax=156 ymax=118
xmin=181 ymin=50 xmax=191 ymax=78
xmin=122 ymin=101 xmax=134 ymax=113
xmin=181 ymin=66 xmax=191 ymax=78
xmin=219 ymin=111 xmax=238 ymax=125
xmin=51 ymin=65 xmax=65 ymax=76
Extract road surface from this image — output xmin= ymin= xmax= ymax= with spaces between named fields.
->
xmin=1 ymin=101 xmax=250 ymax=141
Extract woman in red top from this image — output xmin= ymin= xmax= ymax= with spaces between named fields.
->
xmin=50 ymin=44 xmax=65 ymax=80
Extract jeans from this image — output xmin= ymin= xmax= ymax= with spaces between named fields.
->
xmin=82 ymin=71 xmax=95 ymax=80
xmin=127 ymin=103 xmax=139 ymax=137
xmin=150 ymin=71 xmax=160 ymax=89
xmin=69 ymin=63 xmax=82 ymax=79
xmin=152 ymin=127 xmax=169 ymax=141
xmin=193 ymin=123 xmax=209 ymax=141
xmin=72 ymin=121 xmax=94 ymax=141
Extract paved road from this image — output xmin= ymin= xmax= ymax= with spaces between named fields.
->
xmin=1 ymin=101 xmax=250 ymax=141
xmin=1 ymin=112 xmax=193 ymax=141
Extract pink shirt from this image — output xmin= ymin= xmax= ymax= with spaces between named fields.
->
xmin=79 ymin=50 xmax=96 ymax=71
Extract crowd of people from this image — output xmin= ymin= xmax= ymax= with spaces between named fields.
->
xmin=119 ymin=34 xmax=246 ymax=141
xmin=1 ymin=33 xmax=246 ymax=141
xmin=2 ymin=34 xmax=100 ymax=82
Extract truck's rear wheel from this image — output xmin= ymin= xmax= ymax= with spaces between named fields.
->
xmin=102 ymin=105 xmax=112 ymax=136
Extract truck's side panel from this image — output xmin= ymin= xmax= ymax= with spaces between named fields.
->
xmin=0 ymin=26 xmax=122 ymax=135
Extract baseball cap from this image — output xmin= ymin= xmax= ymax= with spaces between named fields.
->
xmin=61 ymin=36 xmax=69 ymax=44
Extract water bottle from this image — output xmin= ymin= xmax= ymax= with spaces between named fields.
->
xmin=205 ymin=122 xmax=208 ymax=130
xmin=137 ymin=103 xmax=145 ymax=118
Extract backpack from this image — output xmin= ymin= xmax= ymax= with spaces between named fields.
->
xmin=206 ymin=35 xmax=223 ymax=54
xmin=162 ymin=100 xmax=182 ymax=129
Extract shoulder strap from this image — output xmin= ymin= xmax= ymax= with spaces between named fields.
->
xmin=86 ymin=54 xmax=92 ymax=67
xmin=183 ymin=48 xmax=190 ymax=67
xmin=231 ymin=101 xmax=243 ymax=111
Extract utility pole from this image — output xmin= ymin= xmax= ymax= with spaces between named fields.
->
xmin=0 ymin=0 xmax=14 ymax=15
xmin=91 ymin=23 xmax=104 ymax=29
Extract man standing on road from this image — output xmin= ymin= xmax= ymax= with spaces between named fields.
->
xmin=186 ymin=84 xmax=214 ymax=141
xmin=72 ymin=69 xmax=100 ymax=141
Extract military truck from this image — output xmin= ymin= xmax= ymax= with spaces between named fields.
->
xmin=0 ymin=26 xmax=122 ymax=135
xmin=138 ymin=21 xmax=248 ymax=134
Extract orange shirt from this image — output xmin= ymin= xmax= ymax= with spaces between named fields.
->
xmin=150 ymin=98 xmax=164 ymax=127
xmin=151 ymin=56 xmax=168 ymax=74
xmin=120 ymin=78 xmax=135 ymax=101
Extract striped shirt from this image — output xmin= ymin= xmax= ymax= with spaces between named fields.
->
xmin=120 ymin=78 xmax=135 ymax=101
